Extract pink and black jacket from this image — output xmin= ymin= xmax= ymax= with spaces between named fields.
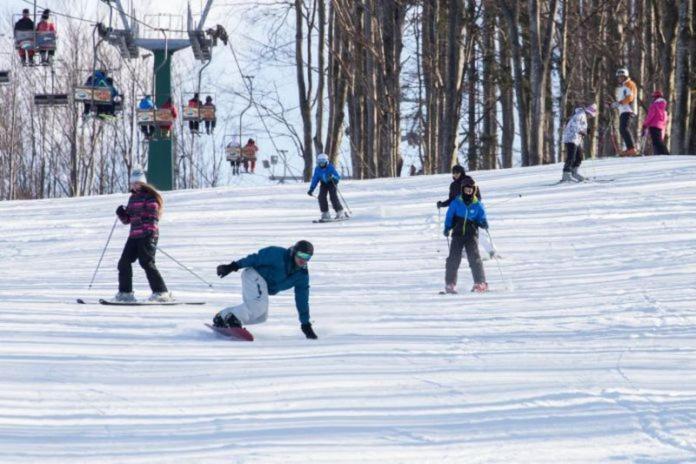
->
xmin=118 ymin=190 xmax=160 ymax=238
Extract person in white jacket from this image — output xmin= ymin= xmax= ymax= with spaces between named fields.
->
xmin=561 ymin=104 xmax=597 ymax=182
xmin=612 ymin=68 xmax=639 ymax=156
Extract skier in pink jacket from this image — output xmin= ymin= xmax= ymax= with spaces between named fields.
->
xmin=641 ymin=91 xmax=670 ymax=155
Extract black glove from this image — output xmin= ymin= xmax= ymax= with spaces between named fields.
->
xmin=301 ymin=323 xmax=318 ymax=339
xmin=437 ymin=201 xmax=444 ymax=208
xmin=217 ymin=261 xmax=240 ymax=278
xmin=307 ymin=190 xmax=314 ymax=196
xmin=116 ymin=205 xmax=126 ymax=217
xmin=443 ymin=228 xmax=450 ymax=237
xmin=480 ymin=221 xmax=489 ymax=230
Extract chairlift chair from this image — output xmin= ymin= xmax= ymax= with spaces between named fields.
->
xmin=13 ymin=13 xmax=58 ymax=66
xmin=223 ymin=134 xmax=242 ymax=162
xmin=34 ymin=92 xmax=69 ymax=106
xmin=0 ymin=71 xmax=10 ymax=84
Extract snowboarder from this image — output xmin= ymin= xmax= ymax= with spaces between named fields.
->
xmin=560 ymin=104 xmax=597 ymax=182
xmin=641 ymin=91 xmax=670 ymax=155
xmin=114 ymin=167 xmax=171 ymax=303
xmin=213 ymin=240 xmax=318 ymax=339
xmin=307 ymin=153 xmax=345 ymax=221
xmin=612 ymin=68 xmax=638 ymax=156
xmin=443 ymin=178 xmax=489 ymax=294
xmin=436 ymin=165 xmax=480 ymax=209
xmin=14 ymin=9 xmax=35 ymax=66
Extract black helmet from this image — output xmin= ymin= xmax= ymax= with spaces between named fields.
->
xmin=293 ymin=240 xmax=314 ymax=257
xmin=461 ymin=177 xmax=477 ymax=197
xmin=452 ymin=165 xmax=465 ymax=176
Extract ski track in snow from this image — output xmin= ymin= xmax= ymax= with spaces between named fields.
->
xmin=1 ymin=157 xmax=695 ymax=463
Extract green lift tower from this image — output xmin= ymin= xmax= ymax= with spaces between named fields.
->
xmin=103 ymin=0 xmax=215 ymax=190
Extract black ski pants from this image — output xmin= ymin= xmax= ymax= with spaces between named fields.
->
xmin=649 ymin=127 xmax=670 ymax=155
xmin=118 ymin=236 xmax=167 ymax=293
xmin=318 ymin=182 xmax=342 ymax=213
xmin=445 ymin=233 xmax=485 ymax=286
xmin=619 ymin=112 xmax=635 ymax=150
xmin=563 ymin=143 xmax=583 ymax=172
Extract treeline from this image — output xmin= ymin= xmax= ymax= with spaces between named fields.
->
xmin=291 ymin=0 xmax=694 ymax=178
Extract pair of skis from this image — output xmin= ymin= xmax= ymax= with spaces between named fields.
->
xmin=76 ymin=298 xmax=253 ymax=341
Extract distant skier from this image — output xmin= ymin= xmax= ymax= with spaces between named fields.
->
xmin=436 ymin=165 xmax=480 ymax=210
xmin=641 ymin=91 xmax=670 ymax=155
xmin=114 ymin=167 xmax=171 ymax=302
xmin=612 ymin=68 xmax=638 ymax=156
xmin=560 ymin=103 xmax=597 ymax=182
xmin=213 ymin=240 xmax=318 ymax=339
xmin=443 ymin=178 xmax=489 ymax=294
xmin=307 ymin=153 xmax=346 ymax=221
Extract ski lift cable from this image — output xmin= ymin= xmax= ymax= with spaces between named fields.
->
xmin=225 ymin=39 xmax=300 ymax=179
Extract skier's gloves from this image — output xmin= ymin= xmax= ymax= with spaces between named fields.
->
xmin=301 ymin=323 xmax=318 ymax=339
xmin=116 ymin=205 xmax=126 ymax=217
xmin=307 ymin=190 xmax=314 ymax=196
xmin=217 ymin=261 xmax=240 ymax=278
xmin=443 ymin=228 xmax=450 ymax=237
xmin=437 ymin=201 xmax=444 ymax=208
xmin=480 ymin=221 xmax=489 ymax=230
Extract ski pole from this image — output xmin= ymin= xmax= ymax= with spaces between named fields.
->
xmin=485 ymin=229 xmax=508 ymax=290
xmin=156 ymin=246 xmax=214 ymax=288
xmin=332 ymin=178 xmax=352 ymax=216
xmin=88 ymin=217 xmax=119 ymax=289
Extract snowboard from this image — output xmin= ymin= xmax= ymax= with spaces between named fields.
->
xmin=204 ymin=323 xmax=254 ymax=342
xmin=76 ymin=298 xmax=206 ymax=306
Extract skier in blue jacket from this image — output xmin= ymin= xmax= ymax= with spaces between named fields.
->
xmin=138 ymin=95 xmax=156 ymax=139
xmin=213 ymin=240 xmax=318 ymax=339
xmin=307 ymin=153 xmax=345 ymax=221
xmin=443 ymin=178 xmax=489 ymax=294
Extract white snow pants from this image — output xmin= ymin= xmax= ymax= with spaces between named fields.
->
xmin=219 ymin=268 xmax=269 ymax=325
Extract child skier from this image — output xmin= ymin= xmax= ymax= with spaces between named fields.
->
xmin=443 ymin=178 xmax=489 ymax=294
xmin=436 ymin=164 xmax=480 ymax=209
xmin=213 ymin=240 xmax=318 ymax=339
xmin=307 ymin=153 xmax=346 ymax=221
xmin=561 ymin=103 xmax=597 ymax=182
xmin=114 ymin=167 xmax=171 ymax=302
xmin=641 ymin=91 xmax=670 ymax=155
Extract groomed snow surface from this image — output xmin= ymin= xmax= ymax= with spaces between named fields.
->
xmin=1 ymin=156 xmax=695 ymax=463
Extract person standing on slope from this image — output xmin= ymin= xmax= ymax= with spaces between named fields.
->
xmin=560 ymin=104 xmax=597 ymax=182
xmin=612 ymin=68 xmax=638 ymax=156
xmin=443 ymin=178 xmax=489 ymax=294
xmin=114 ymin=167 xmax=171 ymax=302
xmin=641 ymin=91 xmax=670 ymax=155
xmin=436 ymin=164 xmax=480 ymax=210
xmin=308 ymin=153 xmax=346 ymax=221
xmin=213 ymin=240 xmax=318 ymax=339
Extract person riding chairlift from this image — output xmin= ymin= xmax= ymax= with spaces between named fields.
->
xmin=138 ymin=95 xmax=156 ymax=139
xmin=36 ymin=9 xmax=55 ymax=65
xmin=14 ymin=9 xmax=35 ymax=66
xmin=187 ymin=93 xmax=202 ymax=134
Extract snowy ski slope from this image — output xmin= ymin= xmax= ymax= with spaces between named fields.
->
xmin=0 ymin=156 xmax=695 ymax=463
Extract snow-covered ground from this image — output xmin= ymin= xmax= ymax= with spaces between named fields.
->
xmin=1 ymin=156 xmax=695 ymax=463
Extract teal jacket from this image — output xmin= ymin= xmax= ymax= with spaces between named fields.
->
xmin=237 ymin=246 xmax=310 ymax=324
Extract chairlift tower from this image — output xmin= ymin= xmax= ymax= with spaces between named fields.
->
xmin=105 ymin=0 xmax=215 ymax=190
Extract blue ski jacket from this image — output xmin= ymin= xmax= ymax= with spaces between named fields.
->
xmin=138 ymin=97 xmax=155 ymax=110
xmin=237 ymin=246 xmax=311 ymax=324
xmin=444 ymin=196 xmax=488 ymax=236
xmin=309 ymin=164 xmax=340 ymax=192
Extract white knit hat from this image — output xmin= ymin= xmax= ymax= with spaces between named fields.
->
xmin=129 ymin=167 xmax=147 ymax=184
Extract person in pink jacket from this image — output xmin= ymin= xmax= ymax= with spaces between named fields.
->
xmin=642 ymin=91 xmax=670 ymax=155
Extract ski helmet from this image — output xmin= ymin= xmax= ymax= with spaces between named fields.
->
xmin=584 ymin=103 xmax=598 ymax=117
xmin=293 ymin=240 xmax=314 ymax=257
xmin=461 ymin=177 xmax=476 ymax=197
xmin=616 ymin=68 xmax=629 ymax=78
xmin=129 ymin=166 xmax=147 ymax=184
xmin=317 ymin=153 xmax=329 ymax=167
xmin=452 ymin=165 xmax=465 ymax=176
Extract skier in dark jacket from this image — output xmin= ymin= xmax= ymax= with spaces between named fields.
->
xmin=14 ymin=9 xmax=35 ymax=65
xmin=213 ymin=240 xmax=318 ymax=339
xmin=443 ymin=178 xmax=489 ymax=294
xmin=436 ymin=165 xmax=480 ymax=209
xmin=308 ymin=153 xmax=345 ymax=221
xmin=115 ymin=167 xmax=170 ymax=303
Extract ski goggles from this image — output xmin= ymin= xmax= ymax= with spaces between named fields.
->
xmin=296 ymin=251 xmax=313 ymax=261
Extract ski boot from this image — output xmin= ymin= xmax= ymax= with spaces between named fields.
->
xmin=560 ymin=171 xmax=574 ymax=183
xmin=320 ymin=211 xmax=332 ymax=222
xmin=570 ymin=168 xmax=585 ymax=182
xmin=335 ymin=210 xmax=347 ymax=220
xmin=471 ymin=282 xmax=489 ymax=293
xmin=444 ymin=283 xmax=458 ymax=294
xmin=148 ymin=291 xmax=173 ymax=303
xmin=114 ymin=291 xmax=136 ymax=302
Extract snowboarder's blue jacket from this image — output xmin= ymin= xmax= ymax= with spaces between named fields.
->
xmin=444 ymin=196 xmax=488 ymax=234
xmin=237 ymin=246 xmax=310 ymax=324
xmin=309 ymin=163 xmax=340 ymax=191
